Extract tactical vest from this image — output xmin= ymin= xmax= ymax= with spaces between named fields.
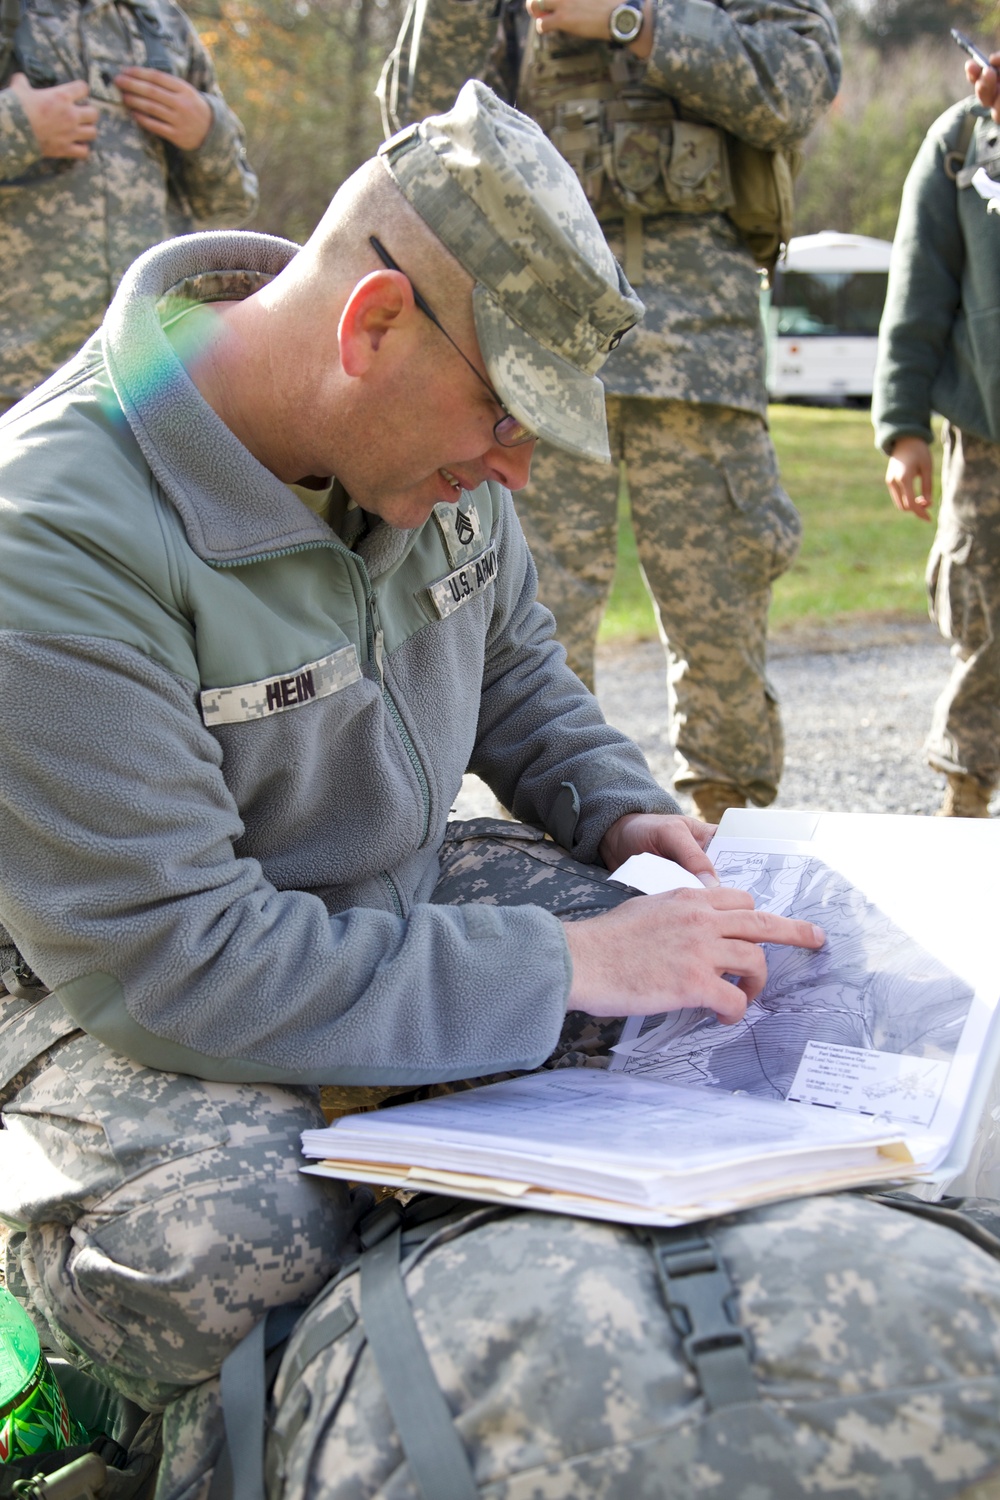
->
xmin=516 ymin=25 xmax=796 ymax=280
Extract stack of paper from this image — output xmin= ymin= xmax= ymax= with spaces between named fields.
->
xmin=302 ymin=1067 xmax=911 ymax=1226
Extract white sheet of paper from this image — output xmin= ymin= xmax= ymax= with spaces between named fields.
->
xmin=786 ymin=1042 xmax=950 ymax=1127
xmin=609 ymin=851 xmax=704 ymax=893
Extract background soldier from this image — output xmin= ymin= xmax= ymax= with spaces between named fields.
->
xmin=873 ymin=90 xmax=1000 ymax=818
xmin=381 ymin=0 xmax=841 ymax=823
xmin=0 ymin=0 xmax=257 ymax=411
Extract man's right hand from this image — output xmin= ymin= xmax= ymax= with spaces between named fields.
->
xmin=967 ymin=49 xmax=1000 ymax=125
xmin=885 ymin=435 xmax=934 ymax=522
xmin=563 ymin=887 xmax=826 ymax=1025
xmin=9 ymin=72 xmax=99 ymax=159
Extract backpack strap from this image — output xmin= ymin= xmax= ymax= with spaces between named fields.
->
xmin=207 ymin=1194 xmax=477 ymax=1500
xmin=0 ymin=0 xmax=60 ymax=89
xmin=867 ymin=1190 xmax=1000 ymax=1260
xmin=0 ymin=990 xmax=80 ymax=1093
xmin=122 ymin=0 xmax=175 ymax=77
xmin=639 ymin=1228 xmax=759 ymax=1410
xmin=0 ymin=0 xmax=20 ymax=86
xmin=207 ymin=1303 xmax=303 ymax=1500
xmin=0 ymin=0 xmax=174 ymax=106
xmin=945 ymin=108 xmax=980 ymax=182
xmin=359 ymin=1222 xmax=480 ymax=1500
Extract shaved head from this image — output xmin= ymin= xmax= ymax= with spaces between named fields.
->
xmin=186 ymin=138 xmax=539 ymax=508
xmin=274 ymin=159 xmax=477 ymax=349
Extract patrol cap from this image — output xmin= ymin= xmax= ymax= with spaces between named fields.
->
xmin=377 ymin=79 xmax=643 ymax=463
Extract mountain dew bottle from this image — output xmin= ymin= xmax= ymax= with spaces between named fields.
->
xmin=0 ymin=1287 xmax=85 ymax=1463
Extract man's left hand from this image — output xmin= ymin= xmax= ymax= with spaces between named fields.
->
xmin=599 ymin=811 xmax=719 ymax=886
xmin=114 ymin=68 xmax=212 ymax=151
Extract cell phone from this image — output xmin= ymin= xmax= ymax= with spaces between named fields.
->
xmin=951 ymin=28 xmax=994 ymax=72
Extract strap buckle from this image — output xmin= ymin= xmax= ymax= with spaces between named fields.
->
xmin=644 ymin=1231 xmax=758 ymax=1410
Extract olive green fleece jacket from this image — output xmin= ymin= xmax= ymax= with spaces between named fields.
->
xmin=0 ymin=230 xmax=678 ymax=1086
xmin=873 ymin=98 xmax=1000 ymax=454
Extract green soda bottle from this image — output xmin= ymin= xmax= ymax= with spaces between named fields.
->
xmin=0 ymin=1287 xmax=85 ymax=1463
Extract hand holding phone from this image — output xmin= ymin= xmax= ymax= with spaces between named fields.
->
xmin=953 ymin=28 xmax=1000 ymax=123
xmin=951 ymin=28 xmax=993 ymax=71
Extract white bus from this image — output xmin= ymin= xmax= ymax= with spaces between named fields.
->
xmin=764 ymin=231 xmax=893 ymax=404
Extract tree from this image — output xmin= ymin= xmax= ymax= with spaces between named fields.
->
xmin=793 ymin=35 xmax=973 ymax=241
xmin=830 ymin=0 xmax=998 ymax=48
xmin=856 ymin=0 xmax=984 ymax=48
xmin=185 ymin=0 xmax=406 ymax=243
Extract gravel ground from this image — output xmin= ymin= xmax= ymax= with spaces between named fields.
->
xmin=454 ymin=616 xmax=999 ymax=819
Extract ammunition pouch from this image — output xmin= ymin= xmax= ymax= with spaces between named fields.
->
xmin=545 ymin=94 xmax=733 ymax=223
xmin=726 ymin=135 xmax=800 ymax=275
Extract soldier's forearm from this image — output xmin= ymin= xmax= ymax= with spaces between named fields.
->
xmin=643 ymin=0 xmax=841 ymax=149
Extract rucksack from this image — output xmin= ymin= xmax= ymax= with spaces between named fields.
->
xmin=211 ymin=1189 xmax=1000 ymax=1500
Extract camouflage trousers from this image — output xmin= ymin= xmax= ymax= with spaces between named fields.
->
xmin=0 ymin=819 xmax=631 ymax=1498
xmin=925 ymin=423 xmax=1000 ymax=788
xmin=518 ymin=397 xmax=801 ymax=806
xmin=323 ymin=817 xmax=633 ymax=1118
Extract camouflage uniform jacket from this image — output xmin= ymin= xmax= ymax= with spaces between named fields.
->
xmin=873 ymin=98 xmax=1000 ymax=453
xmin=0 ymin=231 xmax=676 ymax=1088
xmin=0 ymin=0 xmax=257 ymax=402
xmin=387 ymin=0 xmax=841 ymax=415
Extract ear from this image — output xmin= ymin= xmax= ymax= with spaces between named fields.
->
xmin=338 ymin=270 xmax=414 ymax=378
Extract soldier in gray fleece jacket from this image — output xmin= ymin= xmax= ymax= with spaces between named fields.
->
xmin=0 ymin=83 xmax=822 ymax=1495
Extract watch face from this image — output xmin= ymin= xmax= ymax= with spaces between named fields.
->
xmin=610 ymin=3 xmax=643 ymax=43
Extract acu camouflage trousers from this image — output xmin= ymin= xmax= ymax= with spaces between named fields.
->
xmin=518 ymin=397 xmax=801 ymax=807
xmin=925 ymin=423 xmax=1000 ymax=789
xmin=0 ymin=819 xmax=631 ymax=1499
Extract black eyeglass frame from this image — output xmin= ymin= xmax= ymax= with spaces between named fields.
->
xmin=368 ymin=236 xmax=536 ymax=449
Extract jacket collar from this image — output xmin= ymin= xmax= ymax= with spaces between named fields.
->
xmin=102 ymin=230 xmax=338 ymax=567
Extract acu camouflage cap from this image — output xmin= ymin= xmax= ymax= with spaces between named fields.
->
xmin=377 ymin=79 xmax=643 ymax=463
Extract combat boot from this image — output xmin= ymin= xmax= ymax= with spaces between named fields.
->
xmin=690 ymin=783 xmax=747 ymax=825
xmin=937 ymin=773 xmax=994 ymax=818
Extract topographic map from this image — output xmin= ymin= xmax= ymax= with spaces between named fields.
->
xmin=613 ymin=850 xmax=974 ymax=1127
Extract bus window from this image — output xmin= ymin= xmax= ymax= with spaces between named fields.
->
xmin=772 ymin=270 xmax=889 ymax=338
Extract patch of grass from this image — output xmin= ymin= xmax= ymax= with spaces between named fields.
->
xmin=599 ymin=404 xmax=933 ymax=643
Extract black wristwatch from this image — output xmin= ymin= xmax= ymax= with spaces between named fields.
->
xmin=609 ymin=0 xmax=644 ymax=46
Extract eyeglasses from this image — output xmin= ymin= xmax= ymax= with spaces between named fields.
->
xmin=369 ymin=236 xmax=536 ymax=448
